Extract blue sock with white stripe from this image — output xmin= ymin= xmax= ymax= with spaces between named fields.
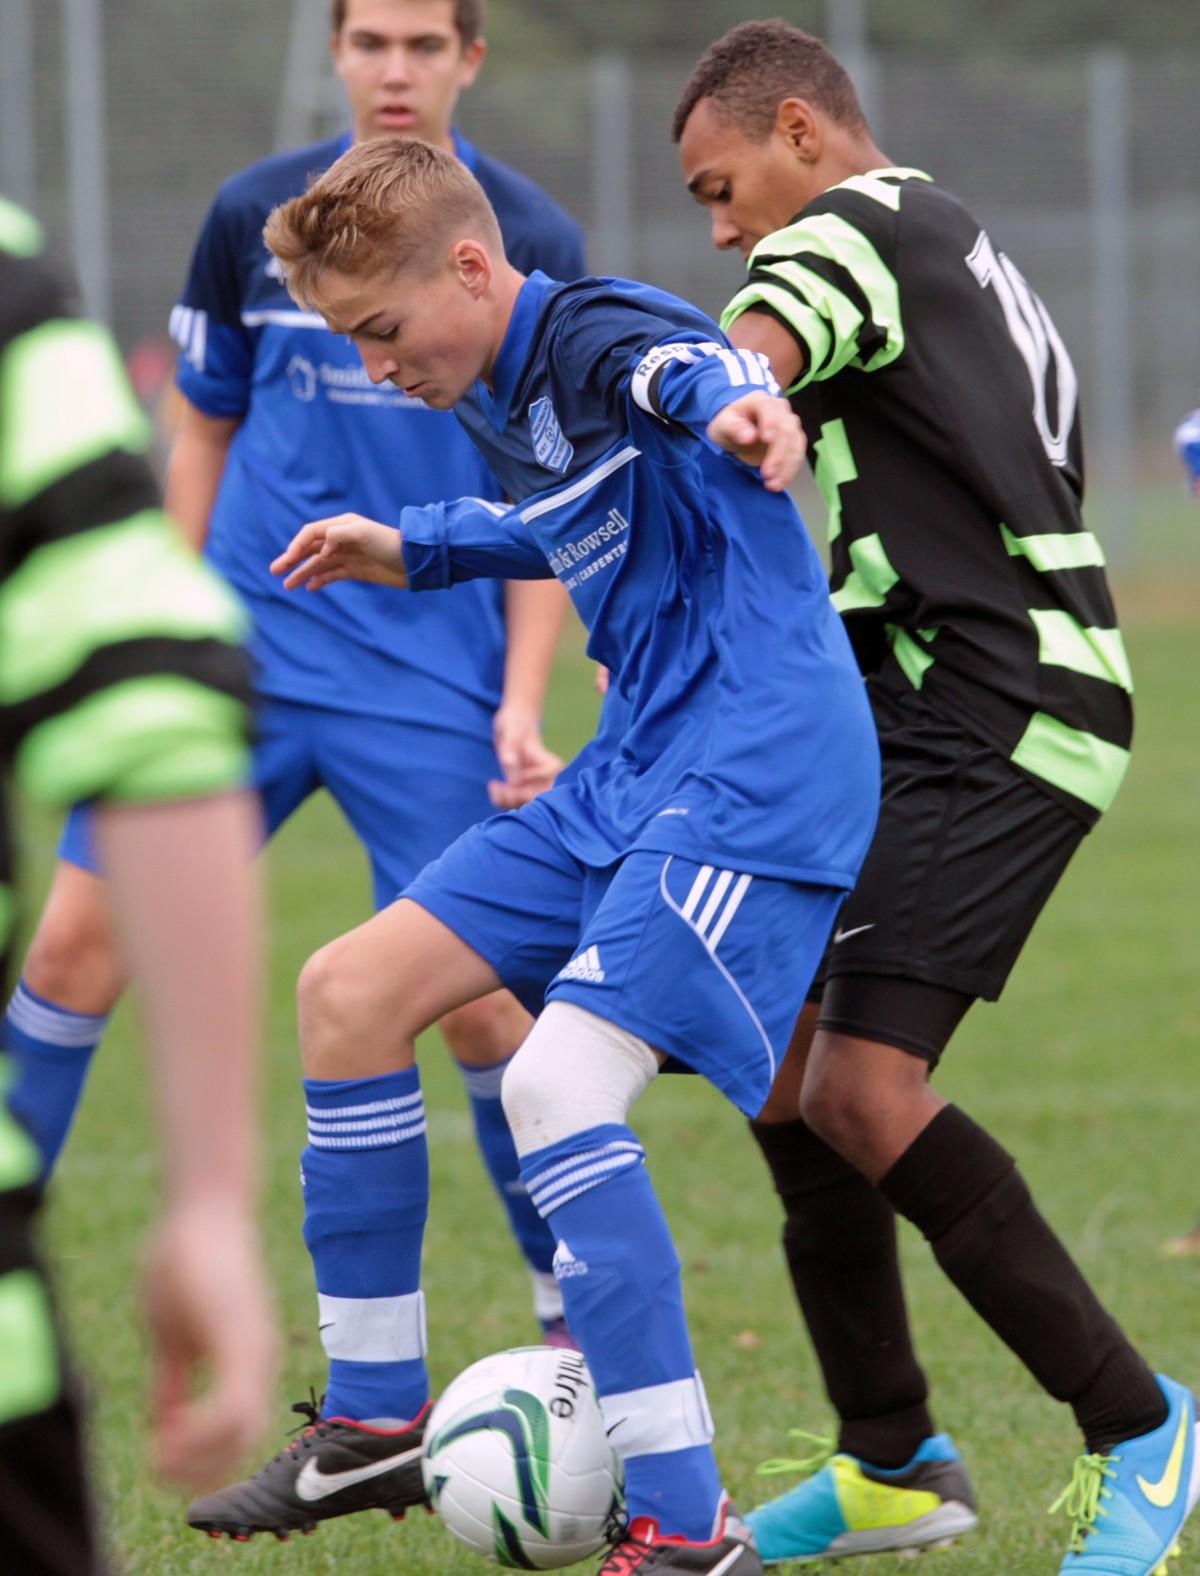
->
xmin=4 ymin=981 xmax=110 ymax=1175
xmin=302 ymin=1067 xmax=430 ymax=1424
xmin=521 ymin=1123 xmax=722 ymax=1542
xmin=456 ymin=1056 xmax=562 ymax=1321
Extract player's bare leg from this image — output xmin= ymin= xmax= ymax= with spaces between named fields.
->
xmin=190 ymin=897 xmax=505 ymax=1541
xmin=799 ymin=1030 xmax=940 ymax=1182
xmin=297 ymin=897 xmax=501 ymax=1080
xmin=6 ymin=861 xmax=127 ymax=1170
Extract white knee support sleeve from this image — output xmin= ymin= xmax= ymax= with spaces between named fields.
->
xmin=501 ymin=1001 xmax=659 ymax=1157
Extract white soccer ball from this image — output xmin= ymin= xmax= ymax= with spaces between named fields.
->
xmin=422 ymin=1345 xmax=623 ymax=1569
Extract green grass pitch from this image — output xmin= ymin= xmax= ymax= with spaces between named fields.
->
xmin=32 ymin=603 xmax=1200 ymax=1574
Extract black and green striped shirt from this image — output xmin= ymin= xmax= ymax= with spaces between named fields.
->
xmin=722 ymin=168 xmax=1131 ymax=825
xmin=0 ymin=195 xmax=252 ymax=1212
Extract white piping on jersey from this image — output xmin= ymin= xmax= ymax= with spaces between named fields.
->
xmin=658 ymin=856 xmax=774 ymax=1084
xmin=737 ymin=347 xmax=780 ymax=393
xmin=240 ymin=308 xmax=327 ymax=329
xmin=630 ymin=340 xmax=779 ymax=420
xmin=519 ymin=444 xmax=641 ymax=525
xmin=169 ymin=304 xmax=208 ymax=372
xmin=466 ymin=496 xmax=510 ymax=517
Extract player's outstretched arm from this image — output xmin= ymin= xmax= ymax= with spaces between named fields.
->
xmin=630 ymin=334 xmax=804 ymax=489
xmin=271 ymin=513 xmax=409 ymax=591
xmin=707 ymin=391 xmax=807 ymax=491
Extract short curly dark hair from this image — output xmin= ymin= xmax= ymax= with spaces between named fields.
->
xmin=330 ymin=0 xmax=485 ymax=47
xmin=672 ymin=20 xmax=865 ymax=143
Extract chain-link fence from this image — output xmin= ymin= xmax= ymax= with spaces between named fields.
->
xmin=7 ymin=0 xmax=1199 ymax=567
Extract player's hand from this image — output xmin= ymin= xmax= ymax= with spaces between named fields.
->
xmin=142 ymin=1196 xmax=276 ymax=1490
xmin=271 ymin=513 xmax=408 ymax=591
xmin=707 ymin=392 xmax=806 ymax=491
xmin=594 ymin=666 xmax=609 ymax=696
xmin=489 ymin=702 xmax=563 ymax=808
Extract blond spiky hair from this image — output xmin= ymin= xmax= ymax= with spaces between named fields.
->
xmin=263 ymin=136 xmax=503 ymax=307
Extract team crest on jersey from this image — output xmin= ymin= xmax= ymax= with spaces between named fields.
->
xmin=529 ymin=396 xmax=574 ymax=473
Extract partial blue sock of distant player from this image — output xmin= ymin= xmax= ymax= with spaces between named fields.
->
xmin=456 ymin=1055 xmax=564 ymax=1324
xmin=520 ymin=1123 xmax=723 ymax=1543
xmin=4 ymin=981 xmax=110 ymax=1175
xmin=302 ymin=1068 xmax=430 ymax=1425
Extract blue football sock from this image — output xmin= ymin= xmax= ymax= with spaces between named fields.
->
xmin=521 ymin=1123 xmax=722 ymax=1542
xmin=302 ymin=1067 xmax=430 ymax=1423
xmin=4 ymin=981 xmax=109 ymax=1175
xmin=456 ymin=1056 xmax=563 ymax=1322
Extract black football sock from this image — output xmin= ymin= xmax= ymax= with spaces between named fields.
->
xmin=879 ymin=1104 xmax=1167 ymax=1452
xmin=750 ymin=1117 xmax=933 ymax=1467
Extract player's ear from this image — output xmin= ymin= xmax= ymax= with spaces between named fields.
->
xmin=457 ymin=35 xmax=486 ymax=91
xmin=776 ymin=97 xmax=822 ymax=164
xmin=450 ymin=238 xmax=492 ymax=297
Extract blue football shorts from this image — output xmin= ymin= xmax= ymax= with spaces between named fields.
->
xmin=58 ymin=695 xmax=500 ymax=910
xmin=403 ymin=795 xmax=846 ymax=1117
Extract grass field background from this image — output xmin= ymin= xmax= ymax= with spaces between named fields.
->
xmin=31 ymin=548 xmax=1200 ymax=1573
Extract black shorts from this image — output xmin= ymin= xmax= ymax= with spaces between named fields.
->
xmin=0 ymin=1183 xmax=105 ymax=1576
xmin=811 ymin=682 xmax=1089 ymax=1062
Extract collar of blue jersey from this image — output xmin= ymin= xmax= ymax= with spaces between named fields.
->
xmin=474 ymin=269 xmax=555 ymax=432
xmin=335 ymin=126 xmax=476 ymax=166
xmin=452 ymin=127 xmax=480 ymax=171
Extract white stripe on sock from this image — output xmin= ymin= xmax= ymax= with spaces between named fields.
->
xmin=305 ymin=1090 xmax=423 ymax=1122
xmin=317 ymin=1290 xmax=427 ymax=1363
xmin=526 ymin=1140 xmax=644 ymax=1194
xmin=306 ymin=1118 xmax=427 ymax=1151
xmin=458 ymin=1061 xmax=508 ymax=1100
xmin=7 ymin=984 xmax=108 ymax=1047
xmin=599 ymin=1371 xmax=715 ymax=1458
xmin=530 ymin=1149 xmax=645 ymax=1216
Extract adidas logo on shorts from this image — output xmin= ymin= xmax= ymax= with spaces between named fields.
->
xmin=552 ymin=1239 xmax=589 ymax=1279
xmin=557 ymin=945 xmax=605 ymax=984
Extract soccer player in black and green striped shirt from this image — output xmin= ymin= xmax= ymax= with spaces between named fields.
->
xmin=0 ymin=197 xmax=274 ymax=1574
xmin=674 ymin=24 xmax=1196 ymax=1576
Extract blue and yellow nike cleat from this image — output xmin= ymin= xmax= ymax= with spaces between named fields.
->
xmin=745 ymin=1430 xmax=978 ymax=1564
xmin=1051 ymin=1374 xmax=1200 ymax=1575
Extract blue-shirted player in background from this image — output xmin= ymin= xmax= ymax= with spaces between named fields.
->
xmin=182 ymin=137 xmax=881 ymax=1572
xmin=4 ymin=0 xmax=585 ymax=1341
xmin=1175 ymin=408 xmax=1200 ymax=498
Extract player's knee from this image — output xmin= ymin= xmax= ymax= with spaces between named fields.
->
xmin=501 ymin=1002 xmax=659 ymax=1157
xmin=798 ymin=1056 xmax=867 ymax=1153
xmin=440 ymin=992 xmax=532 ymax=1067
xmin=297 ymin=936 xmax=396 ymax=1065
xmin=298 ymin=930 xmax=431 ymax=1079
xmin=22 ymin=876 xmax=123 ymax=1012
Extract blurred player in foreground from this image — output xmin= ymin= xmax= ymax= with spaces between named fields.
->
xmin=5 ymin=0 xmax=585 ymax=1345
xmin=183 ymin=137 xmax=881 ymax=1574
xmin=675 ymin=22 xmax=1198 ymax=1575
xmin=0 ymin=197 xmax=272 ymax=1575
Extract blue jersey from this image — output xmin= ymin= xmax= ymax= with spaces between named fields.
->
xmin=170 ymin=132 xmax=584 ymax=730
xmin=402 ymin=273 xmax=879 ymax=886
xmin=1176 ymin=408 xmax=1200 ymax=490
